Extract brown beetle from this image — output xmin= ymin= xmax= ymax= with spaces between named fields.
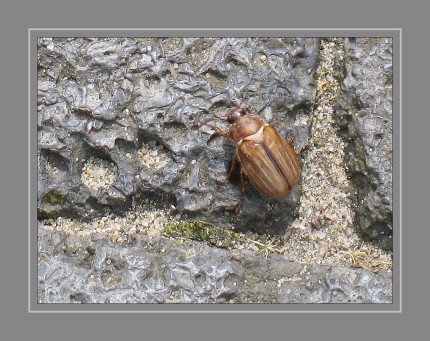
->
xmin=206 ymin=98 xmax=301 ymax=211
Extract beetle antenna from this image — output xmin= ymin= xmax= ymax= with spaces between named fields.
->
xmin=238 ymin=93 xmax=248 ymax=107
xmin=256 ymin=102 xmax=270 ymax=115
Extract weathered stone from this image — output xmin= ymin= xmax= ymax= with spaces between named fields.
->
xmin=334 ymin=38 xmax=393 ymax=250
xmin=37 ymin=37 xmax=318 ymax=233
xmin=38 ymin=227 xmax=392 ymax=303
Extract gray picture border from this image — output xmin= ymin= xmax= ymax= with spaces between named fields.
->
xmin=5 ymin=0 xmax=429 ymax=337
xmin=30 ymin=29 xmax=400 ymax=313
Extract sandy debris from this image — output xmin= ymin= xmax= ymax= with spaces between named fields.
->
xmin=280 ymin=38 xmax=392 ymax=272
xmin=81 ymin=156 xmax=117 ymax=191
xmin=38 ymin=38 xmax=392 ymax=273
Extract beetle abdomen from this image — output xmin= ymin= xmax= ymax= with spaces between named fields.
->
xmin=238 ymin=124 xmax=300 ymax=199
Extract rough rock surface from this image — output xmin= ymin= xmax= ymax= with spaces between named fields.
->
xmin=37 ymin=37 xmax=318 ymax=234
xmin=334 ymin=38 xmax=393 ymax=250
xmin=38 ymin=227 xmax=392 ymax=304
xmin=37 ymin=37 xmax=394 ymax=304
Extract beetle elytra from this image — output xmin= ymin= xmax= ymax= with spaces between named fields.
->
xmin=205 ymin=98 xmax=301 ymax=211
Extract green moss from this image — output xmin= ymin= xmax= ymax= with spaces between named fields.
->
xmin=39 ymin=211 xmax=61 ymax=220
xmin=163 ymin=219 xmax=245 ymax=249
xmin=312 ymin=138 xmax=324 ymax=148
xmin=313 ymin=70 xmax=320 ymax=80
xmin=132 ymin=192 xmax=175 ymax=212
xmin=43 ymin=190 xmax=67 ymax=205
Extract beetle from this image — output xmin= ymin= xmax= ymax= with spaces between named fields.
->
xmin=205 ymin=97 xmax=301 ymax=211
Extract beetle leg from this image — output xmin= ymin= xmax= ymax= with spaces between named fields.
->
xmin=202 ymin=123 xmax=231 ymax=144
xmin=285 ymin=130 xmax=309 ymax=157
xmin=287 ymin=131 xmax=309 ymax=157
xmin=235 ymin=197 xmax=244 ymax=213
xmin=206 ymin=124 xmax=229 ymax=138
xmin=297 ymin=145 xmax=310 ymax=157
xmin=239 ymin=169 xmax=247 ymax=195
xmin=287 ymin=132 xmax=295 ymax=146
xmin=228 ymin=152 xmax=240 ymax=177
xmin=234 ymin=169 xmax=247 ymax=213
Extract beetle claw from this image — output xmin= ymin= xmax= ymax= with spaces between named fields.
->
xmin=297 ymin=145 xmax=310 ymax=157
xmin=234 ymin=197 xmax=244 ymax=213
xmin=287 ymin=132 xmax=296 ymax=146
xmin=207 ymin=127 xmax=230 ymax=143
xmin=199 ymin=119 xmax=231 ymax=144
xmin=215 ymin=176 xmax=228 ymax=185
xmin=238 ymin=93 xmax=248 ymax=103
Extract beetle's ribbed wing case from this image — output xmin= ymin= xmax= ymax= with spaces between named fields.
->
xmin=238 ymin=125 xmax=300 ymax=199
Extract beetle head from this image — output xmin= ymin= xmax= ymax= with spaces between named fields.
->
xmin=227 ymin=107 xmax=247 ymax=123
